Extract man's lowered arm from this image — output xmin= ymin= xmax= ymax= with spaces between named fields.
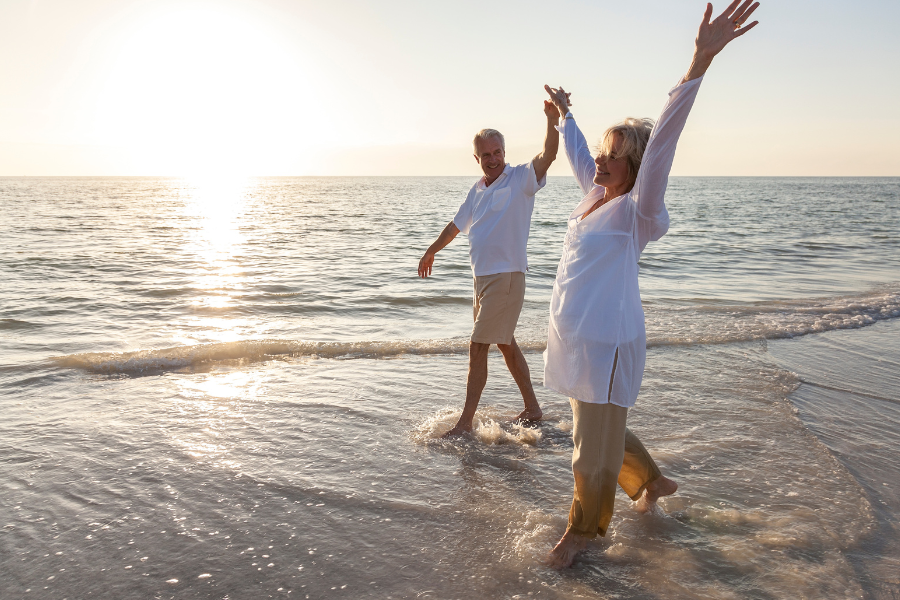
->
xmin=417 ymin=221 xmax=460 ymax=278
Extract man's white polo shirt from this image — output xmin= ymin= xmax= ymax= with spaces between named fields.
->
xmin=453 ymin=162 xmax=546 ymax=277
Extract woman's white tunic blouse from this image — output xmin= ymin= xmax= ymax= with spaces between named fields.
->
xmin=543 ymin=77 xmax=702 ymax=406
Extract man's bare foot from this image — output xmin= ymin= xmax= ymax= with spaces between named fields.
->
xmin=635 ymin=475 xmax=678 ymax=513
xmin=545 ymin=529 xmax=589 ymax=569
xmin=512 ymin=408 xmax=543 ymax=425
xmin=442 ymin=423 xmax=473 ymax=438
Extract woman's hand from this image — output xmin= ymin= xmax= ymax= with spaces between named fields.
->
xmin=544 ymin=85 xmax=572 ymax=117
xmin=686 ymin=1 xmax=760 ymax=81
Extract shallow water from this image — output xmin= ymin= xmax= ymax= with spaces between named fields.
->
xmin=1 ymin=176 xmax=899 ymax=599
xmin=768 ymin=319 xmax=900 ymax=598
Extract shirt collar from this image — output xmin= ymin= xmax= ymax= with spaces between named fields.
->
xmin=477 ymin=164 xmax=512 ymax=191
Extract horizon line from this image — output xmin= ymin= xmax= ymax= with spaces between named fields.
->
xmin=2 ymin=174 xmax=899 ymax=179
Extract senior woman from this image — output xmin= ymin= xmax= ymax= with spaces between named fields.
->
xmin=542 ymin=1 xmax=760 ymax=568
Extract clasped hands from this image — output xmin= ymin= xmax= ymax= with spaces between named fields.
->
xmin=543 ymin=85 xmax=572 ymax=120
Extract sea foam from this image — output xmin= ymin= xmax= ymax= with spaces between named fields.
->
xmin=52 ymin=288 xmax=900 ymax=374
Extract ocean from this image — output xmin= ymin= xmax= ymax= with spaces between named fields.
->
xmin=1 ymin=176 xmax=898 ymax=599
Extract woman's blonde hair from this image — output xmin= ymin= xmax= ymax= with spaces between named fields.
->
xmin=598 ymin=117 xmax=655 ymax=185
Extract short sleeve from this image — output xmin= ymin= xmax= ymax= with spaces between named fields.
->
xmin=453 ymin=187 xmax=476 ymax=234
xmin=519 ymin=161 xmax=546 ymax=197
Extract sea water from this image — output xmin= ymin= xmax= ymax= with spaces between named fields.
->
xmin=1 ymin=176 xmax=898 ymax=599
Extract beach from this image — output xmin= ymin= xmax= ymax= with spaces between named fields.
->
xmin=1 ymin=176 xmax=898 ymax=599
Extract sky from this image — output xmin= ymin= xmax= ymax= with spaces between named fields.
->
xmin=0 ymin=0 xmax=898 ymax=177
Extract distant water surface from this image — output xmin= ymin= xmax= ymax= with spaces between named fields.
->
xmin=1 ymin=176 xmax=898 ymax=599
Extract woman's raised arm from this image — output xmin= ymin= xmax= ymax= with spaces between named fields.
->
xmin=545 ymin=85 xmax=597 ymax=196
xmin=686 ymin=0 xmax=760 ymax=81
xmin=632 ymin=1 xmax=760 ymax=251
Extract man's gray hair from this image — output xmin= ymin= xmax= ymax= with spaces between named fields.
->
xmin=473 ymin=128 xmax=505 ymax=154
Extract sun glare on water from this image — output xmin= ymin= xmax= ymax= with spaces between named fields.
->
xmin=185 ymin=174 xmax=249 ymax=258
xmin=173 ymin=175 xmax=256 ymax=343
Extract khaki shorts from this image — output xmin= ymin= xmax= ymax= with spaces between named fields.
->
xmin=471 ymin=271 xmax=526 ymax=345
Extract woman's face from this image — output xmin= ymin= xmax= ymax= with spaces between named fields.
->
xmin=593 ymin=133 xmax=631 ymax=192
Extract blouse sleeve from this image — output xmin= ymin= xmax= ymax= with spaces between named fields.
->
xmin=632 ymin=76 xmax=703 ymax=252
xmin=557 ymin=116 xmax=599 ymax=196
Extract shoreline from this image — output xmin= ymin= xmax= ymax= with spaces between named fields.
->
xmin=768 ymin=318 xmax=900 ymax=599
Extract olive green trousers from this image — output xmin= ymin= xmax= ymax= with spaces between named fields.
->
xmin=567 ymin=398 xmax=662 ymax=538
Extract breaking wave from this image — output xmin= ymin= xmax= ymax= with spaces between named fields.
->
xmin=51 ymin=337 xmax=525 ymax=375
xmin=52 ymin=288 xmax=900 ymax=374
xmin=645 ymin=286 xmax=900 ymax=346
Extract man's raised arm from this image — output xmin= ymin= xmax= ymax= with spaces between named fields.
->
xmin=532 ymin=94 xmax=562 ymax=182
xmin=417 ymin=221 xmax=460 ymax=278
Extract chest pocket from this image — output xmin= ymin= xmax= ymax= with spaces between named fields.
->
xmin=490 ymin=188 xmax=511 ymax=211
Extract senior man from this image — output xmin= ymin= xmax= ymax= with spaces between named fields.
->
xmin=417 ymin=94 xmax=561 ymax=437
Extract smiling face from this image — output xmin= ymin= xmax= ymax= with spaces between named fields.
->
xmin=474 ymin=136 xmax=506 ymax=183
xmin=593 ymin=132 xmax=632 ymax=194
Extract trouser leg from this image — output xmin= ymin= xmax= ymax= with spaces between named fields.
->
xmin=567 ymin=398 xmax=628 ymax=538
xmin=618 ymin=427 xmax=663 ymax=500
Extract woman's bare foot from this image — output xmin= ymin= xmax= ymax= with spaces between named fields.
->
xmin=635 ymin=475 xmax=678 ymax=513
xmin=545 ymin=529 xmax=589 ymax=569
xmin=513 ymin=408 xmax=543 ymax=425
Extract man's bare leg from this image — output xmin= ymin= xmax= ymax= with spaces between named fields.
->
xmin=443 ymin=341 xmax=490 ymax=437
xmin=546 ymin=529 xmax=590 ymax=569
xmin=497 ymin=337 xmax=543 ymax=423
xmin=635 ymin=475 xmax=678 ymax=513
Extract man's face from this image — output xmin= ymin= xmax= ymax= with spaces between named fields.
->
xmin=474 ymin=137 xmax=505 ymax=182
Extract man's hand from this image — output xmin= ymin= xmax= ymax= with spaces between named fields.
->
xmin=417 ymin=221 xmax=460 ymax=278
xmin=418 ymin=251 xmax=435 ymax=278
xmin=532 ymin=86 xmax=564 ymax=182
xmin=544 ymin=100 xmax=560 ymax=121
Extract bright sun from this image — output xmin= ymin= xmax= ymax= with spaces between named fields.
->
xmin=92 ymin=4 xmax=319 ymax=177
